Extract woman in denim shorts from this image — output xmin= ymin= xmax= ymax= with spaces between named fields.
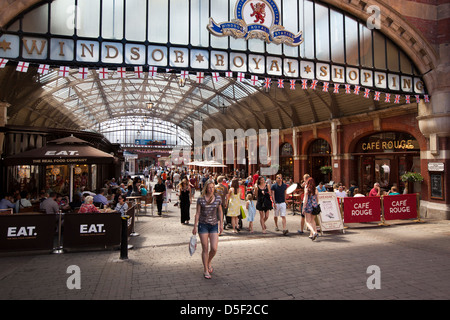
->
xmin=193 ymin=180 xmax=223 ymax=279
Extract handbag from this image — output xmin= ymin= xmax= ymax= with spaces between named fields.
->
xmin=311 ymin=204 xmax=321 ymax=215
xmin=240 ymin=206 xmax=246 ymax=219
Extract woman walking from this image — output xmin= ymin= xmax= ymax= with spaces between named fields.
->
xmin=254 ymin=176 xmax=272 ymax=233
xmin=179 ymin=178 xmax=192 ymax=224
xmin=192 ymin=180 xmax=224 ymax=279
xmin=302 ymin=176 xmax=319 ymax=240
xmin=227 ymin=178 xmax=241 ymax=233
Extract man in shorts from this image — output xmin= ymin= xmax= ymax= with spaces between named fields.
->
xmin=271 ymin=174 xmax=288 ymax=235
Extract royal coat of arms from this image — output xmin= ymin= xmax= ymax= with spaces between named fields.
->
xmin=207 ymin=0 xmax=303 ymax=47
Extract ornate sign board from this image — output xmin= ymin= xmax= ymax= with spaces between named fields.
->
xmin=0 ymin=33 xmax=425 ymax=94
xmin=207 ymin=0 xmax=303 ymax=47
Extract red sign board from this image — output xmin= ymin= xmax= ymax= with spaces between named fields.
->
xmin=383 ymin=194 xmax=417 ymax=220
xmin=343 ymin=197 xmax=381 ymax=223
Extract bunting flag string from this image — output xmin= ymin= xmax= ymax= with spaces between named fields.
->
xmin=0 ymin=59 xmax=431 ymax=104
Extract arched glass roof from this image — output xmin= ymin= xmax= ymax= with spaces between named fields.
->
xmin=0 ymin=0 xmax=424 ymax=147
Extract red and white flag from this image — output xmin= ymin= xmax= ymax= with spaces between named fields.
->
xmin=16 ymin=61 xmax=29 ymax=73
xmin=149 ymin=66 xmax=157 ymax=77
xmin=322 ymin=82 xmax=329 ymax=92
xmin=212 ymin=72 xmax=220 ymax=82
xmin=134 ymin=66 xmax=144 ymax=78
xmin=364 ymin=88 xmax=370 ymax=98
xmin=196 ymin=72 xmax=204 ymax=83
xmin=78 ymin=67 xmax=89 ymax=79
xmin=278 ymin=79 xmax=284 ymax=88
xmin=310 ymin=80 xmax=318 ymax=90
xmin=180 ymin=70 xmax=189 ymax=79
xmin=251 ymin=75 xmax=259 ymax=86
xmin=301 ymin=80 xmax=308 ymax=89
xmin=59 ymin=66 xmax=70 ymax=77
xmin=374 ymin=91 xmax=381 ymax=101
xmin=333 ymin=84 xmax=340 ymax=93
xmin=237 ymin=72 xmax=245 ymax=82
xmin=38 ymin=64 xmax=50 ymax=75
xmin=0 ymin=58 xmax=8 ymax=68
xmin=117 ymin=67 xmax=127 ymax=78
xmin=290 ymin=80 xmax=296 ymax=90
xmin=384 ymin=93 xmax=391 ymax=103
xmin=264 ymin=78 xmax=271 ymax=89
xmin=98 ymin=67 xmax=109 ymax=79
xmin=226 ymin=71 xmax=233 ymax=78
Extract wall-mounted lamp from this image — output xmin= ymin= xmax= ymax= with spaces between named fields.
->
xmin=178 ymin=78 xmax=186 ymax=87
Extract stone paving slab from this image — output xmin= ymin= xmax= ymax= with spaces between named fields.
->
xmin=0 ymin=189 xmax=449 ymax=304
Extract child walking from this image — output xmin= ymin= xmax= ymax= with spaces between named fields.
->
xmin=245 ymin=193 xmax=256 ymax=233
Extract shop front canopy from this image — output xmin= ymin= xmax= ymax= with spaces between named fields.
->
xmin=4 ymin=136 xmax=114 ymax=166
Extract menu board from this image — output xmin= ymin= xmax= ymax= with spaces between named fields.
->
xmin=317 ymin=192 xmax=345 ymax=233
xmin=430 ymin=173 xmax=444 ymax=200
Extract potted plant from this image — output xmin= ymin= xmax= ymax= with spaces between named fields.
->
xmin=320 ymin=166 xmax=332 ymax=175
xmin=401 ymin=172 xmax=424 ymax=194
xmin=400 ymin=172 xmax=424 ymax=183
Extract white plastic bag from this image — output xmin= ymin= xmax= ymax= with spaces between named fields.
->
xmin=189 ymin=235 xmax=197 ymax=256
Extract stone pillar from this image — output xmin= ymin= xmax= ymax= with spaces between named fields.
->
xmin=0 ymin=102 xmax=10 ymax=155
xmin=417 ymin=54 xmax=450 ymax=219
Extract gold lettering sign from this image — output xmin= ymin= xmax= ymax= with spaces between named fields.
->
xmin=361 ymin=140 xmax=415 ymax=151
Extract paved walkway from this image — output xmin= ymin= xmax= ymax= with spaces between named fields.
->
xmin=0 ymin=188 xmax=449 ymax=303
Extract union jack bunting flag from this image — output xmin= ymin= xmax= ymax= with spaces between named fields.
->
xmin=290 ymin=80 xmax=296 ymax=90
xmin=264 ymin=78 xmax=271 ymax=89
xmin=364 ymin=88 xmax=370 ymax=98
xmin=374 ymin=91 xmax=381 ymax=101
xmin=385 ymin=93 xmax=391 ymax=103
xmin=424 ymin=95 xmax=430 ymax=102
xmin=333 ymin=84 xmax=340 ymax=93
xmin=278 ymin=79 xmax=284 ymax=88
xmin=322 ymin=82 xmax=329 ymax=92
xmin=394 ymin=94 xmax=400 ymax=104
xmin=301 ymin=80 xmax=308 ymax=89
xmin=405 ymin=95 xmax=410 ymax=104
xmin=415 ymin=95 xmax=421 ymax=102
xmin=345 ymin=84 xmax=351 ymax=94
xmin=310 ymin=80 xmax=318 ymax=90
xmin=354 ymin=85 xmax=361 ymax=95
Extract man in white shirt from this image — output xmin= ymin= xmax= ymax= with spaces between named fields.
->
xmin=335 ymin=185 xmax=347 ymax=199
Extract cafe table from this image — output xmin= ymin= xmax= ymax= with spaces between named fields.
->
xmin=127 ymin=196 xmax=143 ymax=215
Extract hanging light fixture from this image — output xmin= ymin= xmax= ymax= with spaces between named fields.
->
xmin=178 ymin=77 xmax=185 ymax=87
xmin=146 ymin=101 xmax=154 ymax=109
